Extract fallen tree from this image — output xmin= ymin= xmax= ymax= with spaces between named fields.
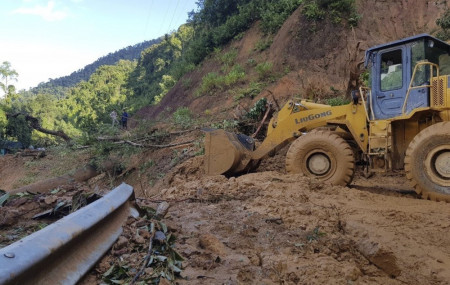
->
xmin=8 ymin=161 xmax=119 ymax=195
xmin=7 ymin=113 xmax=71 ymax=142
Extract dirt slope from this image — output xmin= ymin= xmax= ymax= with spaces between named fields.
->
xmin=133 ymin=0 xmax=448 ymax=123
xmin=141 ymin=156 xmax=450 ymax=284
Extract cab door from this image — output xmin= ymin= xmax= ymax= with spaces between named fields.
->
xmin=372 ymin=46 xmax=408 ymax=119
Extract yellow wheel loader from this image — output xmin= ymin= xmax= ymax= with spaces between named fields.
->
xmin=204 ymin=34 xmax=450 ymax=202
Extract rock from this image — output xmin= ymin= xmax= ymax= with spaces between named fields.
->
xmin=114 ymin=236 xmax=129 ymax=250
xmin=134 ymin=234 xmax=145 ymax=244
xmin=159 ymin=278 xmax=171 ymax=285
xmin=44 ymin=196 xmax=57 ymax=205
xmin=155 ymin=202 xmax=170 ymax=219
xmin=342 ymin=264 xmax=362 ymax=281
xmin=0 ymin=208 xmax=20 ymax=226
xmin=135 ymin=219 xmax=148 ymax=227
xmin=199 ymin=233 xmax=227 ymax=256
xmin=144 ymin=267 xmax=154 ymax=276
xmin=6 ymin=197 xmax=28 ymax=207
xmin=139 ymin=229 xmax=151 ymax=239
xmin=357 ymin=240 xmax=401 ymax=277
xmin=154 ymin=231 xmax=166 ymax=243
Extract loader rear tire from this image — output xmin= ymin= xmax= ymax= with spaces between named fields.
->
xmin=404 ymin=122 xmax=450 ymax=202
xmin=285 ymin=130 xmax=355 ymax=186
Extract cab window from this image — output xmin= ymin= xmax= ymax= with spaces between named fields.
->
xmin=380 ymin=49 xmax=403 ymax=91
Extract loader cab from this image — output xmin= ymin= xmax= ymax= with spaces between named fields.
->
xmin=365 ymin=34 xmax=450 ymax=120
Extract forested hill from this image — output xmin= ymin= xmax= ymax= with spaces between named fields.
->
xmin=1 ymin=0 xmax=449 ymax=148
xmin=31 ymin=38 xmax=162 ymax=93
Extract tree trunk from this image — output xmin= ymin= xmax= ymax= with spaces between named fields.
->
xmin=7 ymin=113 xmax=71 ymax=142
xmin=8 ymin=161 xmax=119 ymax=195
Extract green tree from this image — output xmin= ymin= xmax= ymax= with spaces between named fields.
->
xmin=0 ymin=61 xmax=19 ymax=97
xmin=5 ymin=114 xmax=32 ymax=147
xmin=436 ymin=9 xmax=450 ymax=41
xmin=65 ymin=60 xmax=135 ymax=132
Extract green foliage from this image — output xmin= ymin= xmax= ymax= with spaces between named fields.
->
xmin=306 ymin=226 xmax=326 ymax=242
xmin=6 ymin=115 xmax=32 ymax=147
xmin=260 ymin=0 xmax=304 ymax=34
xmin=303 ymin=1 xmax=326 ymax=20
xmin=359 ymin=70 xmax=371 ymax=87
xmin=218 ymin=49 xmax=238 ymax=67
xmin=303 ymin=0 xmax=360 ymax=27
xmin=255 ymin=62 xmax=274 ymax=80
xmin=211 ymin=119 xmax=239 ymax=132
xmin=233 ymin=82 xmax=264 ymax=101
xmin=131 ymin=25 xmax=194 ymax=104
xmin=173 ymin=107 xmax=193 ymax=129
xmin=247 ymin=97 xmax=267 ymax=120
xmin=247 ymin=58 xmax=257 ymax=67
xmin=186 ymin=0 xmax=302 ymax=64
xmin=436 ymin=9 xmax=450 ymax=41
xmin=155 ymin=75 xmax=176 ymax=104
xmin=197 ymin=72 xmax=222 ymax=96
xmin=0 ymin=105 xmax=7 ymax=138
xmin=224 ymin=64 xmax=246 ymax=85
xmin=325 ymin=96 xmax=350 ymax=106
xmin=65 ymin=60 xmax=136 ymax=132
xmin=196 ymin=64 xmax=246 ymax=96
xmin=254 ymin=37 xmax=273 ymax=52
xmin=0 ymin=61 xmax=19 ymax=96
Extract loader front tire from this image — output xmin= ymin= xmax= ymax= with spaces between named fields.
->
xmin=285 ymin=130 xmax=355 ymax=186
xmin=404 ymin=122 xmax=450 ymax=202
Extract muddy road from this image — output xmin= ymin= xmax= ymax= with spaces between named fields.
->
xmin=1 ymin=153 xmax=450 ymax=284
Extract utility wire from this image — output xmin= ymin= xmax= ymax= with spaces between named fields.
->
xmin=166 ymin=0 xmax=181 ymax=34
xmin=143 ymin=0 xmax=155 ymax=39
xmin=158 ymin=1 xmax=172 ymax=35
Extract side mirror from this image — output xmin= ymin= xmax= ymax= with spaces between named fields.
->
xmin=351 ymin=90 xmax=360 ymax=105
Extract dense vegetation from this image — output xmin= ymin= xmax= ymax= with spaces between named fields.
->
xmin=436 ymin=9 xmax=450 ymax=41
xmin=1 ymin=0 xmax=312 ymax=148
xmin=15 ymin=0 xmax=447 ymax=151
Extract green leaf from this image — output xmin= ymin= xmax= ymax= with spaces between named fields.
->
xmin=169 ymin=263 xmax=182 ymax=273
xmin=171 ymin=249 xmax=184 ymax=262
xmin=156 ymin=255 xmax=167 ymax=262
xmin=0 ymin=193 xmax=10 ymax=207
xmin=53 ymin=201 xmax=66 ymax=212
xmin=159 ymin=221 xmax=168 ymax=234
xmin=15 ymin=192 xmax=31 ymax=198
xmin=50 ymin=188 xmax=60 ymax=194
xmin=147 ymin=255 xmax=154 ymax=266
xmin=103 ymin=265 xmax=115 ymax=277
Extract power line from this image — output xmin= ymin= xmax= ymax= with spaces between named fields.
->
xmin=158 ymin=1 xmax=172 ymax=35
xmin=166 ymin=0 xmax=181 ymax=34
xmin=143 ymin=0 xmax=154 ymax=39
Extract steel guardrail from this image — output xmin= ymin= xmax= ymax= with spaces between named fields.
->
xmin=0 ymin=183 xmax=138 ymax=285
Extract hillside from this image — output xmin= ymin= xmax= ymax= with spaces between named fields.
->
xmin=1 ymin=0 xmax=450 ymax=284
xmin=30 ymin=38 xmax=162 ymax=94
xmin=135 ymin=0 xmax=446 ymax=122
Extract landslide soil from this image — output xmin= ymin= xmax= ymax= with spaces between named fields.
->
xmin=2 ymin=149 xmax=450 ymax=284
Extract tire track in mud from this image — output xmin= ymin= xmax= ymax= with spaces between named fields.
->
xmin=159 ymin=162 xmax=450 ymax=284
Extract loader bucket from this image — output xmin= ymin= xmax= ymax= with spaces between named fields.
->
xmin=203 ymin=129 xmax=255 ymax=175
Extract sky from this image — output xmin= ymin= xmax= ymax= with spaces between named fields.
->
xmin=0 ymin=0 xmax=199 ymax=93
